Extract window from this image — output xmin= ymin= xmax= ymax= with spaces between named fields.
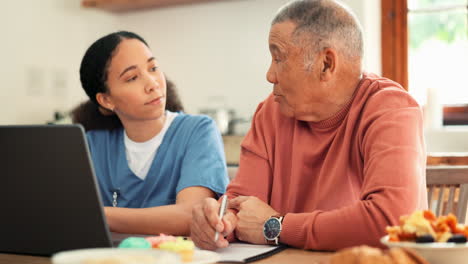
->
xmin=381 ymin=0 xmax=468 ymax=125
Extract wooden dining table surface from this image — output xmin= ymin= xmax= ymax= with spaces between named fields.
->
xmin=0 ymin=248 xmax=333 ymax=264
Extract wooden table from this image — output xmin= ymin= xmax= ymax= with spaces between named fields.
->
xmin=254 ymin=248 xmax=331 ymax=264
xmin=0 ymin=249 xmax=332 ymax=264
xmin=427 ymin=152 xmax=468 ymax=166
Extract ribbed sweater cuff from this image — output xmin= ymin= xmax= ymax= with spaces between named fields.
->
xmin=280 ymin=211 xmax=320 ymax=249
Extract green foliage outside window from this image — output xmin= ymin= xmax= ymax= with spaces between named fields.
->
xmin=408 ymin=0 xmax=467 ymax=49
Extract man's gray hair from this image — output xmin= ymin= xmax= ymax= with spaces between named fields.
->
xmin=272 ymin=0 xmax=363 ymax=61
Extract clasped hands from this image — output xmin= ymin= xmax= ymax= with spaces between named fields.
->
xmin=190 ymin=195 xmax=279 ymax=250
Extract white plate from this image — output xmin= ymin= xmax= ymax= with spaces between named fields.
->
xmin=191 ymin=249 xmax=221 ymax=264
xmin=381 ymin=235 xmax=468 ymax=264
xmin=52 ymin=248 xmax=181 ymax=264
xmin=52 ymin=248 xmax=220 ymax=264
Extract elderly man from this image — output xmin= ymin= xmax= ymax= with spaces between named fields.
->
xmin=191 ymin=0 xmax=427 ymax=250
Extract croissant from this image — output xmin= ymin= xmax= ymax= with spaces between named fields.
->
xmin=327 ymin=246 xmax=428 ymax=264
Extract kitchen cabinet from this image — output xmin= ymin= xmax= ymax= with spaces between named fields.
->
xmin=223 ymin=135 xmax=243 ymax=165
xmin=81 ymin=0 xmax=234 ymax=13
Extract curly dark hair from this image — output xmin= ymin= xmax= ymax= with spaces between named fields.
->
xmin=74 ymin=31 xmax=184 ymax=131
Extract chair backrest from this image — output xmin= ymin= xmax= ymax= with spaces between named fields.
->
xmin=426 ymin=165 xmax=468 ymax=223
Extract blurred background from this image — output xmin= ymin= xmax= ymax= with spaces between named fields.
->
xmin=0 ymin=0 xmax=467 ymax=164
xmin=0 ymin=0 xmax=381 ymax=125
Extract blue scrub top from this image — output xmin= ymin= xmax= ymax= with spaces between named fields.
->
xmin=86 ymin=113 xmax=229 ymax=208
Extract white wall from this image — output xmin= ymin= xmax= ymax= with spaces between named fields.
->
xmin=346 ymin=0 xmax=381 ymax=74
xmin=2 ymin=0 xmax=465 ymax=154
xmin=0 ymin=0 xmax=381 ymax=125
xmin=116 ymin=0 xmax=382 ymax=119
xmin=0 ymin=0 xmax=118 ymax=125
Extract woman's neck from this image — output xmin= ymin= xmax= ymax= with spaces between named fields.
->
xmin=122 ymin=114 xmax=167 ymax=143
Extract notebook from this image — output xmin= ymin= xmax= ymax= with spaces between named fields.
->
xmin=216 ymin=243 xmax=287 ymax=263
xmin=0 ymin=125 xmax=115 ymax=256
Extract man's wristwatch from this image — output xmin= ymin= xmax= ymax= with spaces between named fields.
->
xmin=263 ymin=215 xmax=284 ymax=245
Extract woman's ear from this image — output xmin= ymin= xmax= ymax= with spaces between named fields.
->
xmin=96 ymin=92 xmax=115 ymax=112
xmin=320 ymin=48 xmax=336 ymax=81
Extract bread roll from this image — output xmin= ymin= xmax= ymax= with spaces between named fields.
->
xmin=327 ymin=246 xmax=428 ymax=264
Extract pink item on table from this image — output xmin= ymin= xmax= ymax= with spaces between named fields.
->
xmin=145 ymin=234 xmax=177 ymax=248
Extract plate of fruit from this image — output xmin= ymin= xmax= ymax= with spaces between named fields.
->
xmin=381 ymin=210 xmax=468 ymax=264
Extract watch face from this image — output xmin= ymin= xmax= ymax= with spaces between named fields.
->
xmin=263 ymin=218 xmax=281 ymax=240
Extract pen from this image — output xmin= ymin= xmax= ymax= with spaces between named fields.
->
xmin=214 ymin=195 xmax=228 ymax=242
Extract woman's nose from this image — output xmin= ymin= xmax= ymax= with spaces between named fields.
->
xmin=144 ymin=74 xmax=160 ymax=93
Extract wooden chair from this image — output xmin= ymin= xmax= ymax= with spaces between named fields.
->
xmin=426 ymin=165 xmax=468 ymax=223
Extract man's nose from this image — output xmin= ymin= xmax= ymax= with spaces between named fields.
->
xmin=266 ymin=64 xmax=277 ymax=84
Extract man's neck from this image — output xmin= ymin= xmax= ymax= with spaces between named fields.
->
xmin=298 ymin=73 xmax=362 ymax=122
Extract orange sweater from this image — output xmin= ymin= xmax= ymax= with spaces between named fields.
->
xmin=227 ymin=73 xmax=427 ymax=250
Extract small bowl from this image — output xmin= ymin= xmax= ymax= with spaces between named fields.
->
xmin=381 ymin=235 xmax=468 ymax=264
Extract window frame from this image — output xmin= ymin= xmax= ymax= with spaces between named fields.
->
xmin=381 ymin=0 xmax=408 ymax=90
xmin=381 ymin=0 xmax=468 ymax=125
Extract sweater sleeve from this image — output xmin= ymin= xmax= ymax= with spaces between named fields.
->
xmin=226 ymin=99 xmax=273 ymax=203
xmin=280 ymin=88 xmax=427 ymax=250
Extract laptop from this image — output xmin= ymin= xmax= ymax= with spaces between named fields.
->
xmin=0 ymin=125 xmax=116 ymax=256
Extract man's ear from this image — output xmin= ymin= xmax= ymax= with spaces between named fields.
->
xmin=96 ymin=92 xmax=114 ymax=111
xmin=320 ymin=48 xmax=336 ymax=81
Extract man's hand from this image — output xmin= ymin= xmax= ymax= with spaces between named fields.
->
xmin=190 ymin=197 xmax=237 ymax=250
xmin=229 ymin=196 xmax=279 ymax=244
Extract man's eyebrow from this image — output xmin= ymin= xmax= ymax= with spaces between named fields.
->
xmin=270 ymin=44 xmax=287 ymax=58
xmin=119 ymin=57 xmax=156 ymax=78
xmin=270 ymin=44 xmax=283 ymax=55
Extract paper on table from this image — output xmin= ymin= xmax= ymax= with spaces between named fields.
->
xmin=215 ymin=242 xmax=282 ymax=263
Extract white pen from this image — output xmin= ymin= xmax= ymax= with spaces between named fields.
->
xmin=214 ymin=195 xmax=228 ymax=242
